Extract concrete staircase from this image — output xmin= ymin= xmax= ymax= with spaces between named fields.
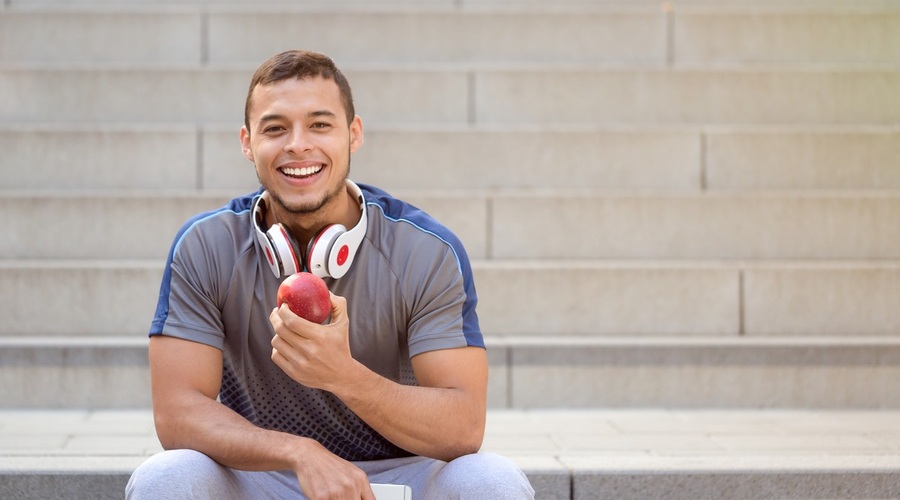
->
xmin=2 ymin=0 xmax=900 ymax=498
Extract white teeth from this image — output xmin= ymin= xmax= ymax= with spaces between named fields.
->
xmin=282 ymin=165 xmax=323 ymax=177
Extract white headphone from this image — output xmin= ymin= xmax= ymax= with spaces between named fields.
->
xmin=252 ymin=180 xmax=368 ymax=279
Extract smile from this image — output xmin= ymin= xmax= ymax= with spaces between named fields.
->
xmin=281 ymin=164 xmax=323 ymax=178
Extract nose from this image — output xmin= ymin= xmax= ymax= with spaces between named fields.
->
xmin=284 ymin=128 xmax=313 ymax=153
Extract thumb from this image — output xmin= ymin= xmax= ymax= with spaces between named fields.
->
xmin=328 ymin=292 xmax=348 ymax=324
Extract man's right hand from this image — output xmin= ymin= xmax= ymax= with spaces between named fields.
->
xmin=292 ymin=439 xmax=375 ymax=500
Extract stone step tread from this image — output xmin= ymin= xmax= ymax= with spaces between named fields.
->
xmin=3 ymin=124 xmax=899 ymax=191
xmin=3 ymin=66 xmax=899 ymax=126
xmin=4 ymin=191 xmax=900 ymax=262
xmin=2 ymin=260 xmax=899 ymax=337
xmin=2 ymin=337 xmax=898 ymax=408
xmin=2 ymin=409 xmax=899 ymax=499
xmin=2 ymin=7 xmax=898 ymax=68
xmin=2 ymin=408 xmax=899 ymax=459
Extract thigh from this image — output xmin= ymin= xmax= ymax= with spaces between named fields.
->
xmin=424 ymin=453 xmax=533 ymax=500
xmin=358 ymin=453 xmax=533 ymax=500
xmin=126 ymin=449 xmax=303 ymax=500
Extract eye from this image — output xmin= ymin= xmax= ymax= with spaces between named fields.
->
xmin=262 ymin=125 xmax=285 ymax=134
xmin=311 ymin=122 xmax=332 ymax=129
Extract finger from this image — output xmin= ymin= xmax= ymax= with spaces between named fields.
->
xmin=272 ymin=305 xmax=318 ymax=346
xmin=270 ymin=335 xmax=293 ymax=364
xmin=270 ymin=345 xmax=283 ymax=367
xmin=278 ymin=303 xmax=326 ymax=338
xmin=269 ymin=306 xmax=285 ymax=330
xmin=271 ymin=342 xmax=309 ymax=384
xmin=328 ymin=293 xmax=347 ymax=324
xmin=271 ymin=325 xmax=310 ymax=355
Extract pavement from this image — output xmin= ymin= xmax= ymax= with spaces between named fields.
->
xmin=2 ymin=408 xmax=900 ymax=499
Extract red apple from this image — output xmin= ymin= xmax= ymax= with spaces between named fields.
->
xmin=277 ymin=272 xmax=331 ymax=324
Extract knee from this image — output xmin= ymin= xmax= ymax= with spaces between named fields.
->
xmin=429 ymin=453 xmax=534 ymax=499
xmin=126 ymin=449 xmax=222 ymax=499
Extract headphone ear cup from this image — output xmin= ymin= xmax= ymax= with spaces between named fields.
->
xmin=256 ymin=231 xmax=282 ymax=278
xmin=267 ymin=224 xmax=300 ymax=276
xmin=307 ymin=224 xmax=347 ymax=278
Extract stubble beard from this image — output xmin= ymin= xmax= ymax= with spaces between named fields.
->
xmin=259 ymin=152 xmax=351 ymax=217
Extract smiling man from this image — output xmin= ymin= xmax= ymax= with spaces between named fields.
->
xmin=126 ymin=50 xmax=534 ymax=499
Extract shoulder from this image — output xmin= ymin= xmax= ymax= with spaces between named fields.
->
xmin=164 ymin=191 xmax=260 ymax=276
xmin=170 ymin=191 xmax=259 ymax=255
xmin=360 ymin=183 xmax=467 ymax=267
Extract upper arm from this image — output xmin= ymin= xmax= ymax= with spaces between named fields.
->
xmin=410 ymin=346 xmax=488 ymax=448
xmin=149 ymin=335 xmax=223 ymax=437
xmin=411 ymin=346 xmax=487 ymax=403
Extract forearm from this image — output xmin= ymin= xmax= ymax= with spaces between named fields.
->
xmin=154 ymin=391 xmax=314 ymax=473
xmin=327 ymin=357 xmax=486 ymax=461
xmin=154 ymin=390 xmax=374 ymax=499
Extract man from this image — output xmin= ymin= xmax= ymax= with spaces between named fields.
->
xmin=126 ymin=50 xmax=534 ymax=499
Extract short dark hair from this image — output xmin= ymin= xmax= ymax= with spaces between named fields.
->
xmin=244 ymin=50 xmax=355 ymax=131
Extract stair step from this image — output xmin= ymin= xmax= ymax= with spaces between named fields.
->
xmin=474 ymin=67 xmax=900 ymax=126
xmin=203 ymin=9 xmax=667 ymax=65
xmin=0 ymin=9 xmax=667 ymax=65
xmin=674 ymin=9 xmax=900 ymax=65
xmin=5 ymin=125 xmax=899 ymax=191
xmin=0 ymin=124 xmax=203 ymax=191
xmin=476 ymin=261 xmax=900 ymax=337
xmin=5 ymin=191 xmax=900 ymax=260
xmin=3 ymin=66 xmax=899 ymax=125
xmin=563 ymin=456 xmax=900 ymax=500
xmin=0 ymin=192 xmax=487 ymax=260
xmin=2 ymin=336 xmax=898 ymax=408
xmin=0 ymin=9 xmax=203 ymax=64
xmin=489 ymin=191 xmax=900 ymax=260
xmin=0 ymin=337 xmax=150 ymax=408
xmin=704 ymin=127 xmax=900 ymax=190
xmin=0 ymin=66 xmax=466 ymax=125
xmin=490 ymin=336 xmax=900 ymax=408
xmin=2 ymin=408 xmax=900 ymax=499
xmin=3 ymin=8 xmax=898 ymax=65
xmin=3 ymin=260 xmax=900 ymax=337
xmin=1 ymin=194 xmax=235 ymax=260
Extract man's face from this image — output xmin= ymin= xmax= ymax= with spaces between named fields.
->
xmin=240 ymin=76 xmax=362 ymax=218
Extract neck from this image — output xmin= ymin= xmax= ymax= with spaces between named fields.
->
xmin=265 ymin=181 xmax=361 ymax=249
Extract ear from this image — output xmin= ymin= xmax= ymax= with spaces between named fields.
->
xmin=240 ymin=126 xmax=255 ymax=162
xmin=349 ymin=116 xmax=364 ymax=154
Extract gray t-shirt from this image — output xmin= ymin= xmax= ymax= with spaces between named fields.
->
xmin=150 ymin=183 xmax=484 ymax=461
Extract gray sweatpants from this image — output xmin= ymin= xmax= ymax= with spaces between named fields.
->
xmin=126 ymin=449 xmax=534 ymax=499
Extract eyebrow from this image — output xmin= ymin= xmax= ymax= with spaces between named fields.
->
xmin=258 ymin=110 xmax=337 ymax=124
xmin=258 ymin=113 xmax=287 ymax=124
